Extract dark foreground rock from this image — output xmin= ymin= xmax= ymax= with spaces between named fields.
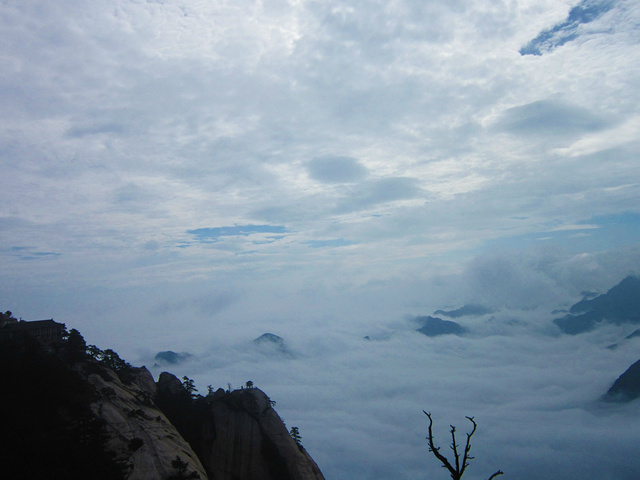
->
xmin=0 ymin=320 xmax=325 ymax=480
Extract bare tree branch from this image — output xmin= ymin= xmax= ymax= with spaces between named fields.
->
xmin=459 ymin=416 xmax=477 ymax=477
xmin=424 ymin=411 xmax=503 ymax=480
xmin=424 ymin=411 xmax=458 ymax=478
xmin=450 ymin=425 xmax=460 ymax=474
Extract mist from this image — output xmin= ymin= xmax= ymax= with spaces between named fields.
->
xmin=112 ymin=246 xmax=640 ymax=480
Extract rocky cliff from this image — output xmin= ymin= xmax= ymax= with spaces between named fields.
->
xmin=85 ymin=365 xmax=207 ymax=479
xmin=155 ymin=373 xmax=325 ymax=480
xmin=0 ymin=324 xmax=325 ymax=480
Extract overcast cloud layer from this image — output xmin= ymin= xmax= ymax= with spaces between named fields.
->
xmin=1 ymin=1 xmax=640 ymax=479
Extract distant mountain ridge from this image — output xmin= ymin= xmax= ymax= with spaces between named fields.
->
xmin=554 ymin=275 xmax=640 ymax=334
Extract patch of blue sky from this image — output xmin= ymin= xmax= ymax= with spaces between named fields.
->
xmin=252 ymin=235 xmax=287 ymax=245
xmin=303 ymin=238 xmax=357 ymax=248
xmin=579 ymin=212 xmax=640 ymax=232
xmin=483 ymin=212 xmax=640 ymax=253
xmin=236 ymin=250 xmax=259 ymax=256
xmin=5 ymin=246 xmax=61 ymax=260
xmin=187 ymin=225 xmax=287 ymax=243
xmin=18 ymin=251 xmax=61 ymax=260
xmin=520 ymin=0 xmax=616 ymax=55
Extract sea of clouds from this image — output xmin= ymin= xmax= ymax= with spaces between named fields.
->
xmin=130 ymin=247 xmax=640 ymax=480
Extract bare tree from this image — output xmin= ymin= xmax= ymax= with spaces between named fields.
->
xmin=424 ymin=411 xmax=503 ymax=480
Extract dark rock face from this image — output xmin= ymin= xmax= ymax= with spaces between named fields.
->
xmin=554 ymin=276 xmax=640 ymax=334
xmin=433 ymin=304 xmax=493 ymax=318
xmin=603 ymin=359 xmax=640 ymax=402
xmin=157 ymin=371 xmax=188 ymax=396
xmin=155 ymin=373 xmax=324 ymax=480
xmin=200 ymin=389 xmax=323 ymax=480
xmin=0 ymin=336 xmax=128 ymax=479
xmin=416 ymin=316 xmax=465 ymax=337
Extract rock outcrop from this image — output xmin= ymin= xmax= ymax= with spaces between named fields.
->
xmin=155 ymin=373 xmax=325 ymax=480
xmin=85 ymin=365 xmax=207 ymax=480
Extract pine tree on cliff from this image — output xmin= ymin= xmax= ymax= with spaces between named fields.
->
xmin=290 ymin=426 xmax=302 ymax=446
xmin=182 ymin=376 xmax=198 ymax=398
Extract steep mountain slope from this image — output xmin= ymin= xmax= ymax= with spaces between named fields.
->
xmin=554 ymin=276 xmax=640 ymax=334
xmin=87 ymin=366 xmax=207 ymax=479
xmin=0 ymin=322 xmax=325 ymax=480
xmin=603 ymin=359 xmax=640 ymax=403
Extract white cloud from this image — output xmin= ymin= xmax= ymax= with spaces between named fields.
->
xmin=306 ymin=155 xmax=369 ymax=183
xmin=492 ymin=99 xmax=613 ymax=137
xmin=553 ymin=117 xmax=640 ymax=157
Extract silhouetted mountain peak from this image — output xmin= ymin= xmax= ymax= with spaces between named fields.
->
xmin=603 ymin=359 xmax=640 ymax=403
xmin=554 ymin=275 xmax=640 ymax=334
xmin=570 ymin=275 xmax=640 ymax=315
xmin=253 ymin=333 xmax=293 ymax=356
xmin=154 ymin=350 xmax=193 ymax=365
xmin=254 ymin=333 xmax=285 ymax=345
xmin=415 ymin=316 xmax=465 ymax=337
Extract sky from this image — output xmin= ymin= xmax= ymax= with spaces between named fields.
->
xmin=1 ymin=0 xmax=640 ymax=478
